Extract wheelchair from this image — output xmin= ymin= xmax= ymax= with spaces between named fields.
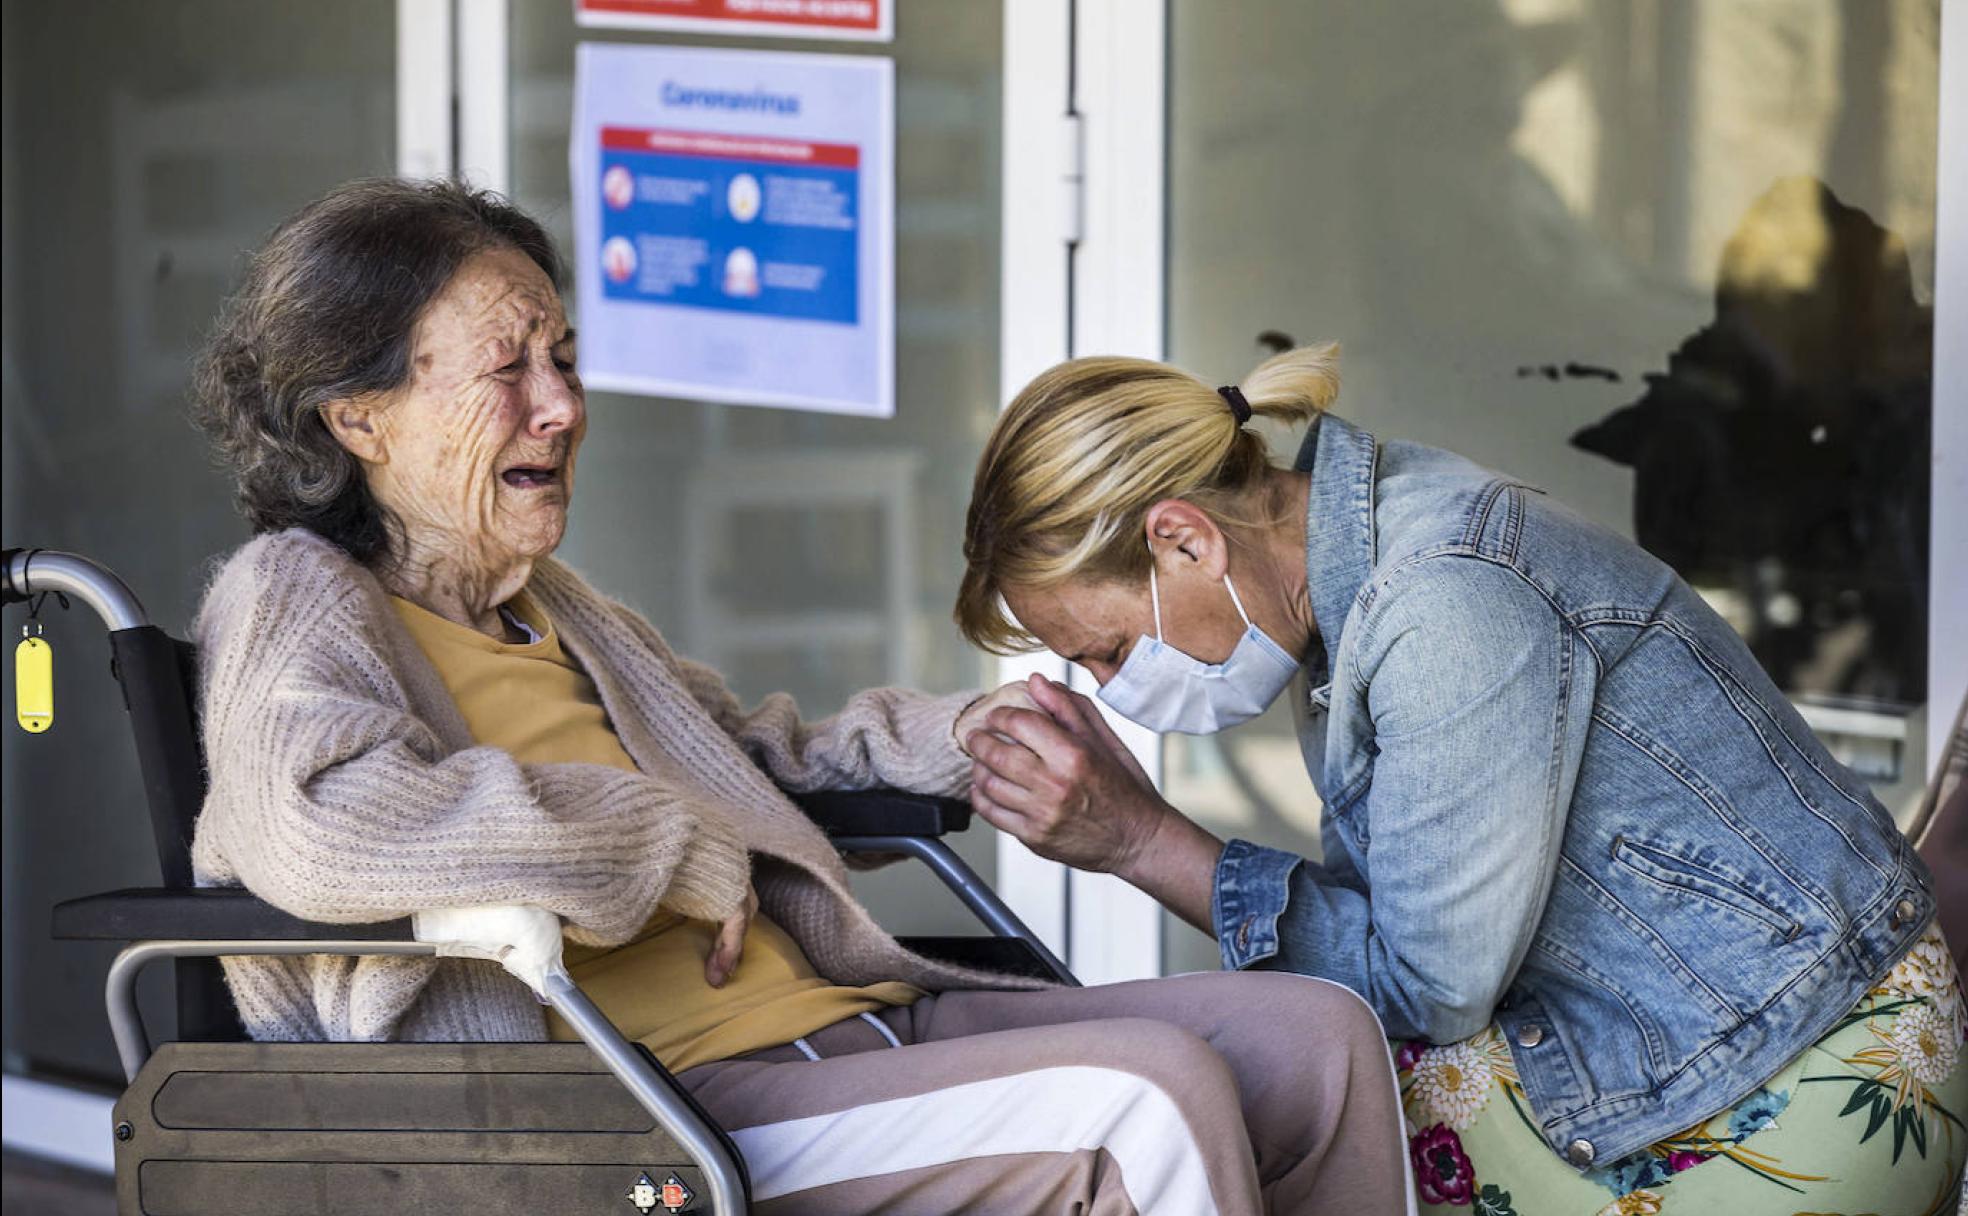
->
xmin=3 ymin=546 xmax=1077 ymax=1215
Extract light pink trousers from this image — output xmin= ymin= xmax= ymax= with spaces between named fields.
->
xmin=677 ymin=970 xmax=1412 ymax=1215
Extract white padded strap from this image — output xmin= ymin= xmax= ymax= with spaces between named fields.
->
xmin=412 ymin=904 xmax=569 ymax=996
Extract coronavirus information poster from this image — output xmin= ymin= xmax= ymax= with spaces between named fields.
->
xmin=573 ymin=44 xmax=894 ymax=416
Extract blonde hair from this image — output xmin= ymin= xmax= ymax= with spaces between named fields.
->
xmin=957 ymin=342 xmax=1340 ymax=653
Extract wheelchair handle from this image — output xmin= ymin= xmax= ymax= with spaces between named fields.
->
xmin=3 ymin=547 xmax=150 ymax=631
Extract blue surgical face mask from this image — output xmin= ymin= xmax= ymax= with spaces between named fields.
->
xmin=1096 ymin=564 xmax=1301 ymax=734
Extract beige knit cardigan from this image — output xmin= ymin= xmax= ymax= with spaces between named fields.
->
xmin=191 ymin=528 xmax=1042 ymax=1044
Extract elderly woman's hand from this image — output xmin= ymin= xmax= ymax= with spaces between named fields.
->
xmin=706 ymin=883 xmax=759 ymax=988
xmin=953 ymin=680 xmax=1045 ymax=757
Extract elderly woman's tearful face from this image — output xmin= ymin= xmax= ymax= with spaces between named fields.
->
xmin=325 ymin=245 xmax=584 ymax=619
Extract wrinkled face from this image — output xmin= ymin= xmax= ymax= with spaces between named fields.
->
xmin=1003 ymin=564 xmax=1249 ymax=685
xmin=364 ymin=246 xmax=584 ymax=565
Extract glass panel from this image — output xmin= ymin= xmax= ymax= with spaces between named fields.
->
xmin=1161 ymin=0 xmax=1940 ymax=976
xmin=1 ymin=1 xmax=397 ymax=1080
xmin=510 ymin=2 xmax=1005 ymax=932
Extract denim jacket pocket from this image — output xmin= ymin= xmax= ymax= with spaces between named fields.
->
xmin=1319 ymin=779 xmax=1374 ymax=854
xmin=1610 ymin=836 xmax=1802 ymax=942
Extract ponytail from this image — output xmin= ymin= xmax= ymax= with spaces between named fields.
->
xmin=1237 ymin=341 xmax=1341 ymax=426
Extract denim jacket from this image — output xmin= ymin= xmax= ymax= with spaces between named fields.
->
xmin=1212 ymin=415 xmax=1933 ymax=1168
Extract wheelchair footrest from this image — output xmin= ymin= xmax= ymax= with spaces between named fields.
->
xmin=116 ymin=1041 xmax=710 ymax=1215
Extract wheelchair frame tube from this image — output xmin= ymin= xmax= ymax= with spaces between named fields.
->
xmin=542 ymin=971 xmax=749 ymax=1216
xmin=105 ymin=940 xmax=438 ymax=1082
xmin=3 ymin=548 xmax=149 ymax=631
xmin=103 ymin=940 xmax=751 ymax=1215
xmin=835 ymin=836 xmax=1078 ymax=985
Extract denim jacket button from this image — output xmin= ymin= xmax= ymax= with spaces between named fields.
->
xmin=1516 ymin=1024 xmax=1544 ymax=1049
xmin=1236 ymin=919 xmax=1253 ymax=950
xmin=1564 ymin=1138 xmax=1595 ymax=1168
xmin=1890 ymin=897 xmax=1917 ymax=930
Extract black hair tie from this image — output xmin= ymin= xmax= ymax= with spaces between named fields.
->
xmin=1218 ymin=384 xmax=1252 ymax=425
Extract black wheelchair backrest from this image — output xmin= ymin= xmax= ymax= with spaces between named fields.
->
xmin=108 ymin=628 xmax=206 ymax=888
xmin=103 ymin=628 xmax=245 ymax=1041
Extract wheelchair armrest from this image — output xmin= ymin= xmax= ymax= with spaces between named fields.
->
xmin=52 ymin=887 xmax=415 ymax=942
xmin=793 ymin=789 xmax=971 ymax=838
xmin=896 ymin=936 xmax=1067 ymax=983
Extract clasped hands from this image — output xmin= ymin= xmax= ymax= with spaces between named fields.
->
xmin=710 ymin=673 xmax=1211 ymax=989
xmin=954 ymin=673 xmax=1177 ymax=879
xmin=708 ymin=675 xmax=1158 ymax=990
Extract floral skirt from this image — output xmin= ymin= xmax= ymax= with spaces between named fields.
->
xmin=1397 ymin=923 xmax=1968 ymax=1216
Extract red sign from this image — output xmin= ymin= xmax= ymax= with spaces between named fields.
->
xmin=600 ymin=126 xmax=861 ymax=168
xmin=576 ymin=0 xmax=888 ymax=40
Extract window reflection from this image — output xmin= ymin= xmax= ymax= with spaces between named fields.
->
xmin=1162 ymin=0 xmax=1940 ymax=972
xmin=1574 ymin=177 xmax=1931 ymax=719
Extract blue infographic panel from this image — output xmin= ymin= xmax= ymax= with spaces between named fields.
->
xmin=598 ymin=129 xmax=859 ymax=325
xmin=574 ymin=45 xmax=893 ymax=416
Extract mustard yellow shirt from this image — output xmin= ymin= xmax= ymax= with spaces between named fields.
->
xmin=392 ymin=592 xmax=920 ymax=1071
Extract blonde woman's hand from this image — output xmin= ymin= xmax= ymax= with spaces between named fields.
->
xmin=966 ymin=673 xmax=1222 ymax=934
xmin=964 ymin=674 xmax=1170 ymax=875
xmin=1025 ymin=673 xmax=1154 ymax=791
xmin=954 ymin=680 xmax=1044 ymax=757
xmin=705 ymin=883 xmax=759 ymax=988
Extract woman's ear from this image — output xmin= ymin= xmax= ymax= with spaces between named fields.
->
xmin=1143 ymin=499 xmax=1229 ymax=577
xmin=319 ymin=397 xmax=387 ymax=466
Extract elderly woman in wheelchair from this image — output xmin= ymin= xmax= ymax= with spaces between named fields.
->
xmin=174 ymin=178 xmax=1409 ymax=1214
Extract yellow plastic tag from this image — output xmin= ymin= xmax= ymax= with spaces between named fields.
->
xmin=16 ymin=631 xmax=52 ymax=732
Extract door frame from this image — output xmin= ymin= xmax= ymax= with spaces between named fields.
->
xmin=995 ymin=0 xmax=1170 ymax=987
xmin=1931 ymin=0 xmax=1968 ymax=779
xmin=991 ymin=0 xmax=1075 ymax=974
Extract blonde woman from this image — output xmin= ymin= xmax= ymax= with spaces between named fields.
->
xmin=956 ymin=346 xmax=1965 ymax=1214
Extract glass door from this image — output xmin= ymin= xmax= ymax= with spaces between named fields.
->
xmin=1061 ymin=0 xmax=1955 ymax=980
xmin=1158 ymin=0 xmax=1949 ymax=977
xmin=1 ymin=0 xmax=402 ymax=1110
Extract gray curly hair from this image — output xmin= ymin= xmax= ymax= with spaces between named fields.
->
xmin=192 ymin=178 xmax=564 ymax=564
